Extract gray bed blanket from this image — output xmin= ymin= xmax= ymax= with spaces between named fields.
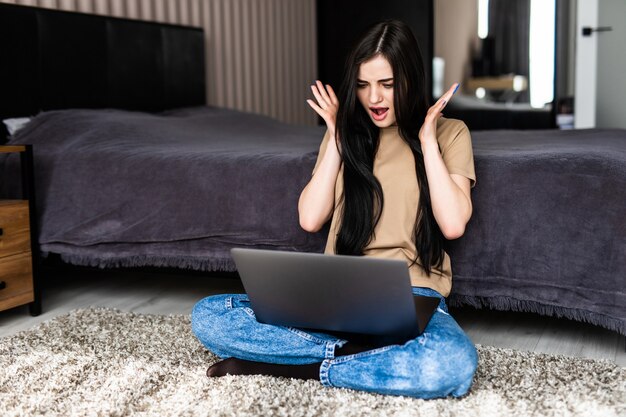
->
xmin=3 ymin=109 xmax=625 ymax=334
xmin=447 ymin=128 xmax=626 ymax=334
xmin=4 ymin=107 xmax=327 ymax=267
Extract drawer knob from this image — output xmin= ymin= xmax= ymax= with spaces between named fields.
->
xmin=0 ymin=281 xmax=5 ymax=290
xmin=0 ymin=227 xmax=3 ymax=236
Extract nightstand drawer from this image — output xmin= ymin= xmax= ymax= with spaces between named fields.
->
xmin=0 ymin=201 xmax=31 ymax=258
xmin=0 ymin=145 xmax=40 ymax=316
xmin=0 ymin=252 xmax=34 ymax=310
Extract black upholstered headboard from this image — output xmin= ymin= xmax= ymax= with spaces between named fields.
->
xmin=0 ymin=3 xmax=206 ymax=138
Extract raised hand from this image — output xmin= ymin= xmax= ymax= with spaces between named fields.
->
xmin=306 ymin=80 xmax=339 ymax=135
xmin=419 ymin=83 xmax=459 ymax=146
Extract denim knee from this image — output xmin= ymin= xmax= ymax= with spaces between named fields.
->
xmin=322 ymin=325 xmax=478 ymax=399
xmin=192 ymin=293 xmax=341 ymax=364
xmin=447 ymin=338 xmax=478 ymax=397
xmin=191 ymin=294 xmax=234 ymax=357
xmin=402 ymin=336 xmax=477 ymax=399
xmin=420 ymin=318 xmax=478 ymax=396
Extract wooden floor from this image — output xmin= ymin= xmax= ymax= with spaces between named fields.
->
xmin=1 ymin=265 xmax=624 ymax=367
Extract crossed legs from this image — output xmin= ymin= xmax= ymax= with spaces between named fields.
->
xmin=191 ymin=292 xmax=477 ymax=398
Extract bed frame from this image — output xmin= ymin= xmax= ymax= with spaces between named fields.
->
xmin=0 ymin=3 xmax=206 ymax=140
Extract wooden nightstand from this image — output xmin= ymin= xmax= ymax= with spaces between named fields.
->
xmin=0 ymin=145 xmax=41 ymax=316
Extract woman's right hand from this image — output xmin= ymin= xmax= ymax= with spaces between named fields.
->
xmin=300 ymin=81 xmax=341 ymax=233
xmin=307 ymin=80 xmax=339 ymax=134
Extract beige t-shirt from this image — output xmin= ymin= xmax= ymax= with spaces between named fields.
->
xmin=312 ymin=117 xmax=476 ymax=297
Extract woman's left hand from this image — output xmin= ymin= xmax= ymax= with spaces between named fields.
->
xmin=418 ymin=83 xmax=460 ymax=146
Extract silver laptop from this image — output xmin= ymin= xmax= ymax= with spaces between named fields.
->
xmin=230 ymin=248 xmax=440 ymax=345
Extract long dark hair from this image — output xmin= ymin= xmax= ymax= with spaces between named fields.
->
xmin=335 ymin=20 xmax=445 ymax=275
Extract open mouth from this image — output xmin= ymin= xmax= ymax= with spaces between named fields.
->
xmin=369 ymin=107 xmax=389 ymax=121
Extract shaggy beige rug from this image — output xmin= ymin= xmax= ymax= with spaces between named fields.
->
xmin=0 ymin=308 xmax=624 ymax=417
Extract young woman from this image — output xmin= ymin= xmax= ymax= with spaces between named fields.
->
xmin=192 ymin=20 xmax=478 ymax=399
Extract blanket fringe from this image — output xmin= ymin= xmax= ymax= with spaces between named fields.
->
xmin=449 ymin=293 xmax=625 ymax=336
xmin=55 ymin=253 xmax=237 ymax=272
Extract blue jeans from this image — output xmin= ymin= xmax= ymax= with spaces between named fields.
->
xmin=191 ymin=287 xmax=478 ymax=399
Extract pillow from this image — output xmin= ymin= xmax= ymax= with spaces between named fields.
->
xmin=2 ymin=117 xmax=32 ymax=136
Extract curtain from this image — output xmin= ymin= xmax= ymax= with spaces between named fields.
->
xmin=489 ymin=0 xmax=530 ymax=76
xmin=484 ymin=0 xmax=531 ymax=102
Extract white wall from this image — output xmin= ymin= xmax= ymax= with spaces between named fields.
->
xmin=595 ymin=0 xmax=626 ymax=129
xmin=434 ymin=0 xmax=479 ymax=93
xmin=574 ymin=0 xmax=598 ymax=128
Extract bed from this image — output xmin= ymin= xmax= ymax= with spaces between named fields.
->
xmin=1 ymin=4 xmax=624 ymax=336
xmin=2 ymin=107 xmax=327 ymax=269
xmin=0 ymin=3 xmax=328 ymax=273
